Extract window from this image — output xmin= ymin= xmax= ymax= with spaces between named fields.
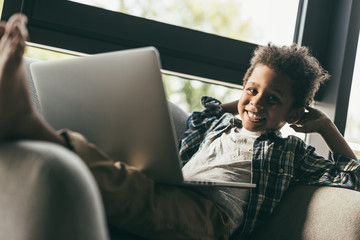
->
xmin=3 ymin=0 xmax=360 ymax=151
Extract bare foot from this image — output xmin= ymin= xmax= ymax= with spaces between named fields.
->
xmin=0 ymin=14 xmax=66 ymax=147
xmin=0 ymin=14 xmax=32 ymax=139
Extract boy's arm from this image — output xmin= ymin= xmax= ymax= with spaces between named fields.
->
xmin=220 ymin=100 xmax=239 ymax=115
xmin=179 ymin=96 xmax=227 ymax=164
xmin=290 ymin=106 xmax=357 ymax=159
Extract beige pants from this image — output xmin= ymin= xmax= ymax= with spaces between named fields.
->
xmin=61 ymin=130 xmax=234 ymax=240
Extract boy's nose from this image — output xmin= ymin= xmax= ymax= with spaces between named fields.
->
xmin=250 ymin=95 xmax=265 ymax=109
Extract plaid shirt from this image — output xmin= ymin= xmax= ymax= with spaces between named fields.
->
xmin=179 ymin=96 xmax=360 ymax=238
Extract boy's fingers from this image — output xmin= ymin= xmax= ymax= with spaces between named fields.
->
xmin=290 ymin=123 xmax=313 ymax=133
xmin=294 ymin=113 xmax=311 ymax=125
xmin=290 ymin=124 xmax=302 ymax=132
xmin=305 ymin=105 xmax=314 ymax=111
xmin=290 ymin=125 xmax=310 ymax=134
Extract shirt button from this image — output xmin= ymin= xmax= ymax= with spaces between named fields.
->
xmin=279 ymin=168 xmax=284 ymax=174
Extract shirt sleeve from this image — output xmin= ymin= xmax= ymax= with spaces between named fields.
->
xmin=296 ymin=140 xmax=360 ymax=190
xmin=178 ymin=96 xmax=225 ymax=166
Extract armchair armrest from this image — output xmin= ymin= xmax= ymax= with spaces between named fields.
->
xmin=250 ymin=185 xmax=360 ymax=240
xmin=0 ymin=140 xmax=109 ymax=240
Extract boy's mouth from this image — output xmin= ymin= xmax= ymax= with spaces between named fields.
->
xmin=245 ymin=111 xmax=265 ymax=122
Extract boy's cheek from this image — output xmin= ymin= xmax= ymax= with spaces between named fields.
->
xmin=237 ymin=103 xmax=244 ymax=115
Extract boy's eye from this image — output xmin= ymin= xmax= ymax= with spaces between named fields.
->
xmin=268 ymin=95 xmax=280 ymax=104
xmin=247 ymin=88 xmax=257 ymax=95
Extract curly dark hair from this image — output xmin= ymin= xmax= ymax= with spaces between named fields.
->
xmin=243 ymin=43 xmax=330 ymax=108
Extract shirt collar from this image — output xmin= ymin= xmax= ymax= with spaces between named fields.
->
xmin=229 ymin=117 xmax=242 ymax=128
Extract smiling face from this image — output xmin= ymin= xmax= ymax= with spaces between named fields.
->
xmin=238 ymin=64 xmax=302 ymax=132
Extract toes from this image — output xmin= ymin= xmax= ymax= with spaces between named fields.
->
xmin=0 ymin=14 xmax=28 ymax=60
xmin=5 ymin=14 xmax=28 ymax=41
xmin=7 ymin=13 xmax=28 ymax=27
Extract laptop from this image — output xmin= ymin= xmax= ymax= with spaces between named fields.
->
xmin=30 ymin=47 xmax=256 ymax=188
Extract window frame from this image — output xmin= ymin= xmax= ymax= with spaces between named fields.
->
xmin=297 ymin=0 xmax=360 ymax=156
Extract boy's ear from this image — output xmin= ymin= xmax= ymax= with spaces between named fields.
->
xmin=286 ymin=107 xmax=305 ymax=124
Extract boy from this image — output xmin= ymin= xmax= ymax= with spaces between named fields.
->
xmin=179 ymin=45 xmax=359 ymax=238
xmin=1 ymin=14 xmax=359 ymax=239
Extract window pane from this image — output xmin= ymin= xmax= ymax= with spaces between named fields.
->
xmin=25 ymin=46 xmax=76 ymax=61
xmin=70 ymin=0 xmax=299 ymax=46
xmin=344 ymin=31 xmax=360 ymax=158
xmin=163 ymin=74 xmax=241 ymax=113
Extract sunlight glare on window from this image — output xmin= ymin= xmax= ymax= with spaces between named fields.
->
xmin=344 ymin=31 xmax=360 ymax=158
xmin=70 ymin=0 xmax=299 ymax=46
